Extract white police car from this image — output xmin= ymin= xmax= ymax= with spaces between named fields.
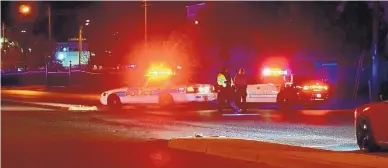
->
xmin=100 ymin=67 xmax=217 ymax=109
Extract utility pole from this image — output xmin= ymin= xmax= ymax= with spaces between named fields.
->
xmin=78 ymin=25 xmax=83 ymax=67
xmin=46 ymin=5 xmax=51 ymax=86
xmin=2 ymin=22 xmax=5 ymax=58
xmin=371 ymin=1 xmax=380 ymax=102
xmin=143 ymin=0 xmax=148 ymax=45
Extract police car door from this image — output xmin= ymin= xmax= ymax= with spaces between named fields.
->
xmin=247 ymin=84 xmax=278 ymax=103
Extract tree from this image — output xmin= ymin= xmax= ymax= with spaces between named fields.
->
xmin=196 ymin=2 xmax=254 ymax=62
xmin=338 ymin=2 xmax=372 ymax=52
xmin=77 ymin=2 xmax=143 ymax=66
xmin=1 ymin=37 xmax=22 ymax=69
xmin=337 ymin=1 xmax=387 ymax=59
xmin=27 ymin=34 xmax=49 ymax=67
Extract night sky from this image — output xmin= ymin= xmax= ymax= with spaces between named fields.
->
xmin=1 ymin=1 xmax=196 ymax=41
xmin=1 ymin=1 xmax=93 ymax=40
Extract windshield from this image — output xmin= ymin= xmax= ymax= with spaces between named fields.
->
xmin=260 ymin=75 xmax=291 ymax=85
xmin=130 ymin=74 xmax=207 ymax=88
xmin=292 ymin=75 xmax=312 ymax=86
xmin=292 ymin=75 xmax=325 ymax=86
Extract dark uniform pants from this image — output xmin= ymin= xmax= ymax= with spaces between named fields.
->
xmin=218 ymin=86 xmax=239 ymax=112
xmin=236 ymin=85 xmax=247 ymax=111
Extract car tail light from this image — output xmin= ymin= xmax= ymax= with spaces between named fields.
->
xmin=186 ymin=86 xmax=195 ymax=93
xmin=198 ymin=86 xmax=211 ymax=93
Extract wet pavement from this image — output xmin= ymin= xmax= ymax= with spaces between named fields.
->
xmin=2 ymin=92 xmax=387 ymax=168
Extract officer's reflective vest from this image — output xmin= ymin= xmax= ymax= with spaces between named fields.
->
xmin=217 ymin=73 xmax=234 ymax=88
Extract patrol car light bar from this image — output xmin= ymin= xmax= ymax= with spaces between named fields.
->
xmin=145 ymin=68 xmax=173 ymax=77
xmin=303 ymin=84 xmax=328 ymax=91
xmin=262 ymin=68 xmax=288 ymax=76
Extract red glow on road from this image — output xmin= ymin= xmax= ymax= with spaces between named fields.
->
xmin=149 ymin=150 xmax=171 ymax=167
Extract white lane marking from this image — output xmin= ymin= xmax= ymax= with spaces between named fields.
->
xmin=68 ymin=105 xmax=98 ymax=111
xmin=1 ymin=106 xmax=55 ymax=111
xmin=31 ymin=102 xmax=77 ymax=108
xmin=3 ymin=100 xmax=99 ymax=112
xmin=223 ymin=113 xmax=261 ymax=116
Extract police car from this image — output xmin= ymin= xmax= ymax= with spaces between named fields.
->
xmin=277 ymin=75 xmax=330 ymax=110
xmin=246 ymin=68 xmax=293 ymax=103
xmin=100 ymin=66 xmax=217 ymax=109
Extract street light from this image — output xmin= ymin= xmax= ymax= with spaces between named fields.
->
xmin=142 ymin=0 xmax=148 ymax=45
xmin=18 ymin=4 xmax=51 ymax=86
xmin=19 ymin=4 xmax=31 ymax=15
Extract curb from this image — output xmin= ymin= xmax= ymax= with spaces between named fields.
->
xmin=2 ymin=99 xmax=99 ymax=112
xmin=2 ymin=100 xmax=69 ymax=112
xmin=168 ymin=137 xmax=388 ymax=168
xmin=1 ymin=89 xmax=100 ymax=101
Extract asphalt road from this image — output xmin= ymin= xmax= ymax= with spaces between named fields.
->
xmin=2 ymin=102 xmax=275 ymax=168
xmin=0 ymin=97 xmax=363 ymax=152
xmin=2 ymin=91 xmax=387 ymax=168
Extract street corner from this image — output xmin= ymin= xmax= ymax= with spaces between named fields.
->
xmin=168 ymin=137 xmax=210 ymax=153
xmin=167 ymin=137 xmax=385 ymax=168
xmin=279 ymin=151 xmax=388 ymax=168
xmin=168 ymin=137 xmax=263 ymax=162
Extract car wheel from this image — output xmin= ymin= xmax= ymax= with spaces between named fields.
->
xmin=108 ymin=94 xmax=122 ymax=111
xmin=159 ymin=93 xmax=174 ymax=109
xmin=356 ymin=119 xmax=380 ymax=152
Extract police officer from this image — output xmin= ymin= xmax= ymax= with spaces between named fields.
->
xmin=217 ymin=67 xmax=240 ymax=113
xmin=234 ymin=68 xmax=248 ymax=112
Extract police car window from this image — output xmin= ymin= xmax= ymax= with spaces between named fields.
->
xmin=172 ymin=75 xmax=204 ymax=84
xmin=293 ymin=75 xmax=313 ymax=85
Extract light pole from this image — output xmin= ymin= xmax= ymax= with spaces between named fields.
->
xmin=19 ymin=4 xmax=51 ymax=85
xmin=46 ymin=5 xmax=52 ymax=86
xmin=143 ymin=0 xmax=148 ymax=46
xmin=18 ymin=4 xmax=32 ymax=71
xmin=77 ymin=19 xmax=89 ymax=69
xmin=2 ymin=23 xmax=5 ymax=57
xmin=371 ymin=1 xmax=380 ymax=102
xmin=78 ymin=25 xmax=83 ymax=67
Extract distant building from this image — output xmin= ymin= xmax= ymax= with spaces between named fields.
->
xmin=55 ymin=38 xmax=94 ymax=67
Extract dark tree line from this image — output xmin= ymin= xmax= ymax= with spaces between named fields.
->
xmin=195 ymin=1 xmax=387 ymax=62
xmin=76 ymin=1 xmax=388 ymax=67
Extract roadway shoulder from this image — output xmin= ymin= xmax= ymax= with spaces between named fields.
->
xmin=168 ymin=137 xmax=388 ymax=168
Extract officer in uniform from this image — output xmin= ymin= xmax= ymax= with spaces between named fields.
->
xmin=234 ymin=68 xmax=248 ymax=112
xmin=217 ymin=67 xmax=240 ymax=113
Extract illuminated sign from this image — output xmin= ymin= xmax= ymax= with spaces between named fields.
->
xmin=321 ymin=62 xmax=338 ymax=67
xmin=68 ymin=38 xmax=87 ymax=41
